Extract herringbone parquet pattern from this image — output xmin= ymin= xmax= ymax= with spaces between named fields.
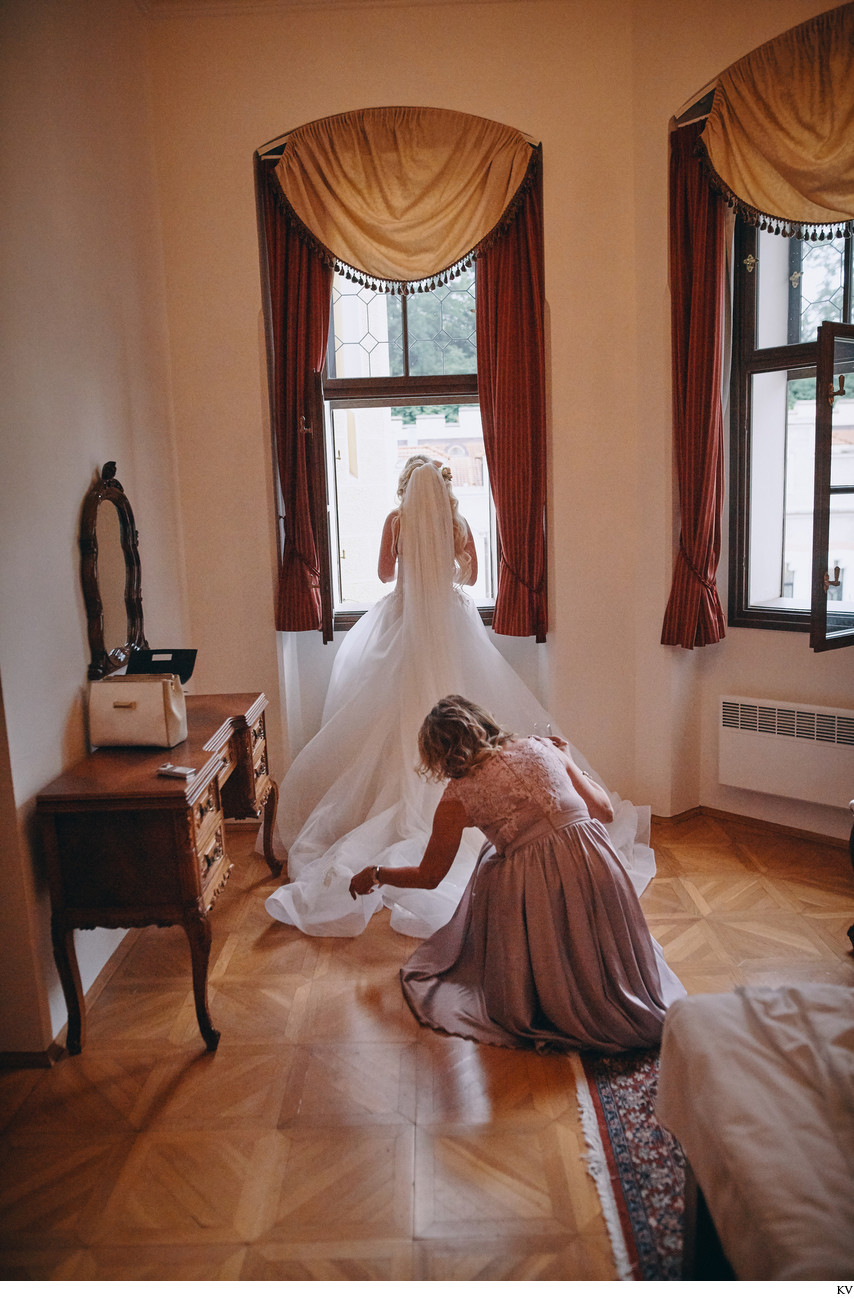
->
xmin=1 ymin=811 xmax=851 ymax=1280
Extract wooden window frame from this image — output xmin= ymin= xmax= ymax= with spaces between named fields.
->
xmin=315 ymin=307 xmax=494 ymax=632
xmin=728 ymin=221 xmax=853 ymax=641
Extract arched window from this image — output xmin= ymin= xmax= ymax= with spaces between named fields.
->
xmin=254 ymin=107 xmax=546 ymax=642
xmin=663 ymin=2 xmax=854 ymax=652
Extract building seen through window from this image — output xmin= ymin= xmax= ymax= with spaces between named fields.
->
xmin=323 ymin=268 xmax=496 ymax=615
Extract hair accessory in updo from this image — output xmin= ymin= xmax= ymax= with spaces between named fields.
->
xmin=441 ymin=465 xmax=452 ymax=482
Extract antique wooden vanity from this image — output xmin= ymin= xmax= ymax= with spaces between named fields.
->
xmin=36 ymin=465 xmax=283 ymax=1056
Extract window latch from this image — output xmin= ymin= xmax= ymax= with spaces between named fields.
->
xmin=824 ymin=566 xmax=841 ymax=592
xmin=743 ymin=254 xmax=757 ymax=273
xmin=828 ymin=374 xmax=846 ymax=407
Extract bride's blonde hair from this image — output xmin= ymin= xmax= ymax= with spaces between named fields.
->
xmin=396 ymin=454 xmax=471 ymax=584
xmin=417 ymin=695 xmax=514 ymax=781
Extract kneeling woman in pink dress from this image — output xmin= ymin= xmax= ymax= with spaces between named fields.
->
xmin=350 ymin=695 xmax=685 ymax=1053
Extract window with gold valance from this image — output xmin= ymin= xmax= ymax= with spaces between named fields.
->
xmin=697 ymin=2 xmax=854 ymax=241
xmin=254 ymin=106 xmax=547 ymax=642
xmin=663 ymin=2 xmax=854 ymax=652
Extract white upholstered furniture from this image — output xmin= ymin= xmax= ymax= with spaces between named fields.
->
xmin=656 ymin=984 xmax=854 ymax=1281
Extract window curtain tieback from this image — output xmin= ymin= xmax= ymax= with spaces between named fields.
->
xmin=678 ymin=538 xmax=717 ymax=593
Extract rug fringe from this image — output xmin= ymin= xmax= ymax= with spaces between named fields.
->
xmin=571 ymin=1053 xmax=634 ymax=1281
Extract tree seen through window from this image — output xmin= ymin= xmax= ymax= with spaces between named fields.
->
xmin=324 ymin=268 xmax=496 ymax=619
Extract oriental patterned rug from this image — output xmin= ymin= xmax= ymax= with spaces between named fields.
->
xmin=572 ymin=1049 xmax=686 ymax=1281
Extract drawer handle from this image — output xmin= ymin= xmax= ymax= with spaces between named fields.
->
xmin=197 ymin=793 xmax=215 ymax=823
xmin=203 ymin=838 xmax=224 ymax=876
xmin=113 ymin=700 xmax=137 ymax=709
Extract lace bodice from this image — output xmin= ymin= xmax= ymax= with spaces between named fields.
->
xmin=440 ymin=736 xmax=589 ymax=852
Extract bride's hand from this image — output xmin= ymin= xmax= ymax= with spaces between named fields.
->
xmin=349 ymin=867 xmax=378 ymax=899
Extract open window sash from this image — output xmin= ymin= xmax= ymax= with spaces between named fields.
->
xmin=810 ymin=322 xmax=854 ymax=652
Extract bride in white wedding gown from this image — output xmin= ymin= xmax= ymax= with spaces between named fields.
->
xmin=265 ymin=455 xmax=656 ymax=938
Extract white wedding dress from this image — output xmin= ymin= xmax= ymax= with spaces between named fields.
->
xmin=265 ymin=462 xmax=655 ymax=938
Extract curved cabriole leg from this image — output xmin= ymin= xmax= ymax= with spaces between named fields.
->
xmin=182 ymin=906 xmax=220 ymax=1051
xmin=51 ymin=916 xmax=84 ymax=1055
xmin=262 ymin=779 xmax=285 ymax=876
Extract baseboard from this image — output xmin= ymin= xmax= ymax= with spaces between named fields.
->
xmin=0 ymin=929 xmax=142 ymax=1071
xmin=82 ymin=927 xmax=142 ymax=1007
xmin=0 ymin=1041 xmax=64 ymax=1071
xmin=652 ymin=804 xmax=848 ymax=849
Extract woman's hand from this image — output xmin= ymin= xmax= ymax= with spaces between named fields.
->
xmin=349 ymin=867 xmax=378 ymax=899
xmin=346 ymin=800 xmax=468 ymax=899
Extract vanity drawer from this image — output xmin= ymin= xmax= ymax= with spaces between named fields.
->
xmin=217 ymin=746 xmax=236 ymax=789
xmin=250 ymin=714 xmax=266 ymax=757
xmin=253 ymin=742 xmax=269 ymax=783
xmin=220 ymin=706 xmax=272 ymax=820
xmin=193 ymin=777 xmax=222 ymax=841
xmin=251 ymin=719 xmax=269 ymax=786
xmin=199 ymin=823 xmax=232 ymax=906
xmin=252 ymin=715 xmax=270 ymax=787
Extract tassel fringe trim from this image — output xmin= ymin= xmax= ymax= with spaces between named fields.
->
xmin=265 ymin=147 xmax=542 ymax=293
xmin=696 ymin=141 xmax=853 ymax=240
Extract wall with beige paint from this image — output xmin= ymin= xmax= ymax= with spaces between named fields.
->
xmin=144 ymin=0 xmax=851 ymax=833
xmin=627 ymin=0 xmax=853 ymax=840
xmin=0 ymin=0 xmax=190 ymax=1051
xmin=1 ymin=0 xmax=850 ymax=1054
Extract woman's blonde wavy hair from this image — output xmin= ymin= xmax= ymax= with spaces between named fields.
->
xmin=417 ymin=695 xmax=514 ymax=781
xmin=396 ymin=454 xmax=471 ymax=584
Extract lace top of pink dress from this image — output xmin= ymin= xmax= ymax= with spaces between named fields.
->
xmin=440 ymin=737 xmax=589 ymax=853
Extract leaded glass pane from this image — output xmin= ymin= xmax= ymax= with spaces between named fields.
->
xmin=755 ymin=231 xmax=846 ymax=349
xmin=328 ymin=269 xmax=476 ymax=378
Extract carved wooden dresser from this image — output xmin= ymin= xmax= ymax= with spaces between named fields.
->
xmin=36 ymin=692 xmax=282 ymax=1055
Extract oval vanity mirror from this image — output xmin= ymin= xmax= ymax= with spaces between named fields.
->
xmin=79 ymin=462 xmax=148 ymax=679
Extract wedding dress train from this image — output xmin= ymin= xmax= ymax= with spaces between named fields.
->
xmin=265 ymin=463 xmax=655 ymax=938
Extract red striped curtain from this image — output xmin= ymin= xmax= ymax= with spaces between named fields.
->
xmin=477 ymin=155 xmax=547 ymax=641
xmin=661 ymin=121 xmax=727 ymax=649
xmin=255 ymin=156 xmax=333 ymax=632
xmin=257 ymin=114 xmax=547 ymax=639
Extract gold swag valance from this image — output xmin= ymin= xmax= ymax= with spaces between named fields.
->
xmin=273 ymin=106 xmax=538 ymax=291
xmin=698 ymin=1 xmax=854 ymax=238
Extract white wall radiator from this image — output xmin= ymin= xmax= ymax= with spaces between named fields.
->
xmin=719 ymin=696 xmax=854 ymax=807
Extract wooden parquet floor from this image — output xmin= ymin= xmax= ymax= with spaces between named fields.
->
xmin=1 ymin=812 xmax=852 ymax=1281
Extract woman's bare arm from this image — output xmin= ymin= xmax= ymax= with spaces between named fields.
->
xmin=463 ymin=522 xmax=478 ymax=586
xmin=349 ymin=796 xmax=468 ymax=896
xmin=377 ymin=511 xmax=399 ymax=582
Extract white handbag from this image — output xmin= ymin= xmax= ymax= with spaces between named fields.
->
xmin=88 ymin=674 xmax=188 ymax=749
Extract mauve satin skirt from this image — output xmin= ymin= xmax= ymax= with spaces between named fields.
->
xmin=400 ymin=816 xmax=686 ymax=1053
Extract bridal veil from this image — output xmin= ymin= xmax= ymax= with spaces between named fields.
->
xmin=265 ymin=461 xmax=655 ymax=937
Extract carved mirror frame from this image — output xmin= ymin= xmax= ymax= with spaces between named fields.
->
xmin=80 ymin=461 xmax=148 ymax=679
